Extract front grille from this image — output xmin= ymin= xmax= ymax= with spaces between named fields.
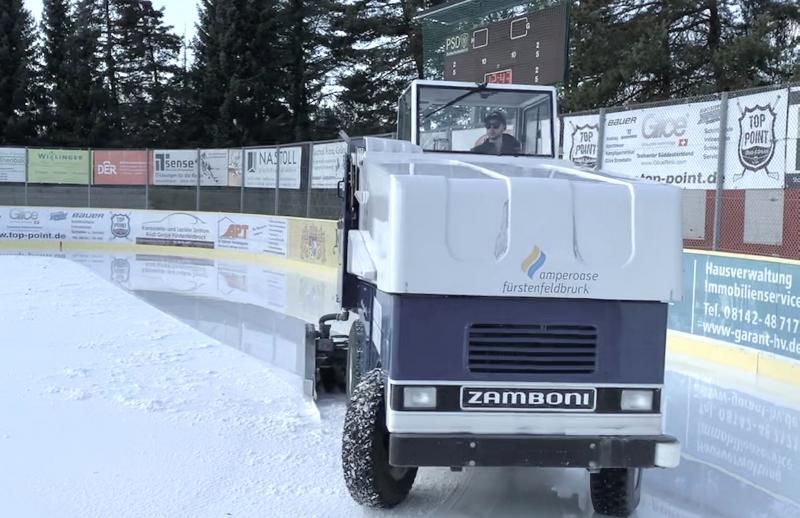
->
xmin=467 ymin=324 xmax=597 ymax=374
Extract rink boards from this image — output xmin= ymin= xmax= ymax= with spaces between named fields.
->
xmin=0 ymin=205 xmax=798 ymax=385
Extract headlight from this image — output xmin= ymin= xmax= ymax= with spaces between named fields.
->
xmin=403 ymin=387 xmax=437 ymax=409
xmin=620 ymin=389 xmax=653 ymax=411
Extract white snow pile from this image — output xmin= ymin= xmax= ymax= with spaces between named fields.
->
xmin=0 ymin=255 xmax=461 ymax=518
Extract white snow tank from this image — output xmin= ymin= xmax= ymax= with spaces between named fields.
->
xmin=346 ymin=138 xmax=683 ymax=303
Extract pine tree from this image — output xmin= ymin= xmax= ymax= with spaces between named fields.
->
xmin=65 ymin=0 xmax=114 ymax=146
xmin=0 ymin=0 xmax=38 ymax=144
xmin=190 ymin=0 xmax=291 ymax=146
xmin=561 ymin=0 xmax=800 ymax=112
xmin=40 ymin=0 xmax=74 ymax=143
xmin=328 ymin=0 xmax=443 ymax=136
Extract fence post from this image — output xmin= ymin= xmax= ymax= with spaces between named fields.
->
xmin=274 ymin=145 xmax=280 ymax=215
xmin=196 ymin=148 xmax=201 ymax=211
xmin=240 ymin=147 xmax=245 ymax=213
xmin=712 ymin=92 xmax=729 ymax=251
xmin=305 ymin=142 xmax=313 ymax=218
xmin=596 ymin=108 xmax=606 ymax=170
xmin=144 ymin=148 xmax=149 ymax=209
xmin=87 ymin=148 xmax=92 ymax=208
xmin=24 ymin=146 xmax=28 ymax=206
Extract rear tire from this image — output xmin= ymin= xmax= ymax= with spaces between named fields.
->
xmin=342 ymin=368 xmax=417 ymax=508
xmin=590 ymin=468 xmax=642 ymax=517
xmin=346 ymin=320 xmax=366 ymax=399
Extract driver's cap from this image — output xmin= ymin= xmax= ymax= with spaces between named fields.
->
xmin=484 ymin=111 xmax=506 ymax=125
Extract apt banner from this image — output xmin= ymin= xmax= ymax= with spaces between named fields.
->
xmin=0 ymin=148 xmax=26 ymax=183
xmin=27 ymin=148 xmax=90 ymax=184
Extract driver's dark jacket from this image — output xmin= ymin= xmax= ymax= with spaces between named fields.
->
xmin=470 ymin=134 xmax=522 ymax=155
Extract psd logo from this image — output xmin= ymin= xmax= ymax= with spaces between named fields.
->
xmin=521 ymin=246 xmax=546 ymax=279
xmin=733 ymin=98 xmax=779 ymax=183
xmin=569 ymin=123 xmax=599 ymax=168
xmin=110 ymin=214 xmax=131 ymax=239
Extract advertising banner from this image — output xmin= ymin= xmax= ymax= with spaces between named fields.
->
xmin=151 ymin=149 xmax=198 ymax=186
xmin=128 ymin=254 xmax=218 ymax=297
xmin=287 ymin=218 xmax=338 ymax=267
xmin=602 ymin=100 xmax=723 ymax=189
xmin=785 ymin=88 xmax=800 ymax=188
xmin=0 ymin=207 xmax=67 ymax=241
xmin=0 ymin=147 xmax=26 ymax=183
xmin=68 ymin=210 xmax=109 ymax=242
xmin=199 ymin=149 xmax=229 ymax=186
xmin=27 ymin=148 xmax=90 ymax=184
xmin=724 ymin=89 xmax=788 ymax=190
xmin=135 ymin=211 xmax=215 ymax=248
xmin=93 ymin=150 xmax=148 ymax=185
xmin=228 ymin=149 xmax=243 ymax=187
xmin=561 ymin=115 xmax=600 ymax=169
xmin=669 ymin=251 xmax=800 ymax=362
xmin=244 ymin=147 xmax=302 ymax=189
xmin=311 ymin=142 xmax=347 ymax=188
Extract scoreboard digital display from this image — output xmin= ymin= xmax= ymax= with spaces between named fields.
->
xmin=444 ymin=3 xmax=568 ymax=86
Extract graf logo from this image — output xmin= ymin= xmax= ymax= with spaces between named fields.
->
xmin=569 ymin=123 xmax=599 ymax=168
xmin=641 ymin=113 xmax=688 ymax=139
xmin=521 ymin=246 xmax=546 ymax=279
xmin=221 ymin=224 xmax=248 ymax=239
xmin=733 ymin=98 xmax=780 ymax=184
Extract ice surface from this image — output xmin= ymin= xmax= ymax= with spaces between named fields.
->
xmin=1 ymin=254 xmax=799 ymax=518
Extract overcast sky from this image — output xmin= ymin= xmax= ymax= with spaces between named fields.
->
xmin=24 ymin=0 xmax=199 ymax=41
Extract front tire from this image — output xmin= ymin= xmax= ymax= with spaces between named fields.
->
xmin=341 ymin=368 xmax=417 ymax=508
xmin=590 ymin=467 xmax=642 ymax=517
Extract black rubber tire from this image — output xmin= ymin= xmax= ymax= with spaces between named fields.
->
xmin=346 ymin=320 xmax=366 ymax=399
xmin=590 ymin=468 xmax=642 ymax=517
xmin=341 ymin=368 xmax=417 ymax=508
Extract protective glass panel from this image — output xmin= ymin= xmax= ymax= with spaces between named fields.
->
xmin=417 ymin=85 xmax=554 ymax=156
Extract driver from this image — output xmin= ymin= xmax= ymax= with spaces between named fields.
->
xmin=471 ymin=111 xmax=522 ymax=155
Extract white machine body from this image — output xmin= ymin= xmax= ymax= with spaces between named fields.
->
xmin=347 ymin=137 xmax=683 ymax=303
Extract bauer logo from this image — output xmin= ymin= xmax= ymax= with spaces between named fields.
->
xmin=521 ymin=246 xmax=546 ymax=279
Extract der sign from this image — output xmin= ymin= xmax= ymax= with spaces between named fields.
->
xmin=445 ymin=3 xmax=568 ymax=86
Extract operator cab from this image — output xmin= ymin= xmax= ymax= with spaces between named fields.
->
xmin=397 ymin=79 xmax=558 ymax=158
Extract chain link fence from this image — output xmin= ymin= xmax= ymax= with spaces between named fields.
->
xmin=561 ymin=82 xmax=800 ymax=260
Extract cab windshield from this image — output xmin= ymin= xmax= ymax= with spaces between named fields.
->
xmin=417 ymin=85 xmax=554 ymax=157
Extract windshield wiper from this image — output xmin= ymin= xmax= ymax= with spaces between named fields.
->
xmin=421 ymin=81 xmax=490 ymax=120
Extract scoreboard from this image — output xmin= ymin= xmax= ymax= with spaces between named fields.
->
xmin=443 ymin=3 xmax=568 ymax=86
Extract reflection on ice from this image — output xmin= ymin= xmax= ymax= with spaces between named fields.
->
xmin=4 ymin=249 xmax=800 ymax=517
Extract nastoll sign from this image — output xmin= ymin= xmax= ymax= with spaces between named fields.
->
xmin=733 ymin=97 xmax=780 ymax=184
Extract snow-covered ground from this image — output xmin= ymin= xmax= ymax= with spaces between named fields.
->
xmin=3 ymin=254 xmax=800 ymax=518
xmin=0 ymin=256 xmax=464 ymax=518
